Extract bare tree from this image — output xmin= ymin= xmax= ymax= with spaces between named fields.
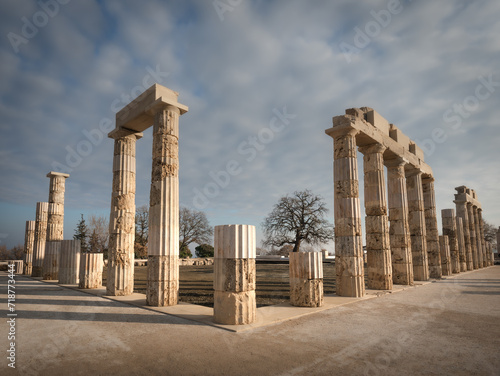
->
xmin=179 ymin=207 xmax=213 ymax=251
xmin=135 ymin=205 xmax=149 ymax=259
xmin=87 ymin=214 xmax=109 ymax=253
xmin=483 ymin=220 xmax=497 ymax=249
xmin=262 ymin=189 xmax=334 ymax=253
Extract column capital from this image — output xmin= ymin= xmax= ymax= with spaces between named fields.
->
xmin=46 ymin=171 xmax=70 ymax=179
xmin=405 ymin=166 xmax=422 ymax=177
xmin=358 ymin=143 xmax=386 ymax=155
xmin=385 ymin=156 xmax=408 ymax=168
xmin=325 ymin=125 xmax=359 ymax=140
xmin=145 ymin=101 xmax=183 ymax=116
xmin=108 ymin=127 xmax=144 ymax=140
xmin=422 ymin=176 xmax=435 ymax=184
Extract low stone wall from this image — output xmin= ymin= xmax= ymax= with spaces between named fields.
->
xmin=180 ymin=258 xmax=214 ymax=266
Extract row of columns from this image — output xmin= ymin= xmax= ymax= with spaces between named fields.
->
xmin=327 ymin=126 xmax=495 ymax=297
xmin=453 ymin=186 xmax=493 ymax=270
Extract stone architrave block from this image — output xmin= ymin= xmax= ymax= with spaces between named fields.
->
xmin=289 ymin=252 xmax=324 ymax=307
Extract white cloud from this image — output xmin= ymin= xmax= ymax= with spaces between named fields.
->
xmin=0 ymin=0 xmax=499 ymax=249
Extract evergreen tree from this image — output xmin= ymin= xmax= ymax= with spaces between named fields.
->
xmin=195 ymin=244 xmax=214 ymax=258
xmin=74 ymin=214 xmax=89 ymax=253
xmin=179 ymin=243 xmax=192 ymax=258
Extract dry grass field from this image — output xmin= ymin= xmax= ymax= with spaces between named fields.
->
xmin=103 ymin=262 xmax=340 ymax=307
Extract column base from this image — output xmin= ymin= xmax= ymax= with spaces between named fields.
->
xmin=336 ymin=256 xmax=365 ymax=297
xmin=290 ymin=278 xmax=323 ymax=307
xmin=23 ymin=263 xmax=32 ymax=276
xmin=392 ymin=263 xmax=414 ymax=286
xmin=214 ymin=290 xmax=256 ymax=325
xmin=31 ymin=266 xmax=43 ymax=278
xmin=107 ymin=256 xmax=134 ymax=296
xmin=146 ymin=255 xmax=179 ymax=307
xmin=367 ymin=249 xmax=393 ymax=290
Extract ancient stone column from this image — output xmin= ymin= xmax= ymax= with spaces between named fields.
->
xmin=44 ymin=172 xmax=69 ymax=280
xmin=23 ymin=221 xmax=35 ymax=275
xmin=454 ymin=199 xmax=473 ymax=271
xmin=386 ymin=157 xmax=413 ymax=285
xmin=439 ymin=235 xmax=452 ymax=276
xmin=442 ymin=209 xmax=460 ymax=274
xmin=9 ymin=260 xmax=24 ymax=274
xmin=472 ymin=206 xmax=484 ymax=268
xmin=328 ymin=128 xmax=364 ymax=297
xmin=477 ymin=208 xmax=487 ymax=267
xmin=214 ymin=225 xmax=256 ymax=325
xmin=147 ymin=105 xmax=184 ymax=307
xmin=79 ymin=253 xmax=103 ymax=289
xmin=46 ymin=172 xmax=69 ymax=241
xmin=406 ymin=169 xmax=429 ymax=281
xmin=359 ymin=144 xmax=392 ymax=291
xmin=422 ymin=177 xmax=442 ymax=279
xmin=467 ymin=203 xmax=479 ymax=269
xmin=59 ymin=240 xmax=81 ymax=285
xmin=32 ymin=202 xmax=49 ymax=277
xmin=455 ymin=217 xmax=467 ymax=272
xmin=289 ymin=252 xmax=324 ymax=307
xmin=42 ymin=241 xmax=60 ymax=280
xmin=107 ymin=129 xmax=143 ymax=296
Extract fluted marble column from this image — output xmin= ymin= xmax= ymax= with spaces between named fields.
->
xmin=289 ymin=251 xmax=324 ymax=307
xmin=477 ymin=208 xmax=487 ymax=267
xmin=46 ymin=172 xmax=69 ymax=241
xmin=359 ymin=144 xmax=392 ymax=290
xmin=467 ymin=203 xmax=479 ymax=269
xmin=23 ymin=221 xmax=35 ymax=275
xmin=454 ymin=199 xmax=473 ymax=271
xmin=406 ymin=169 xmax=429 ymax=281
xmin=456 ymin=217 xmax=467 ymax=272
xmin=473 ymin=206 xmax=484 ymax=268
xmin=328 ymin=128 xmax=364 ymax=297
xmin=422 ymin=177 xmax=442 ymax=279
xmin=42 ymin=241 xmax=60 ymax=280
xmin=386 ymin=157 xmax=413 ymax=285
xmin=147 ymin=104 xmax=186 ymax=306
xmin=79 ymin=253 xmax=103 ymax=289
xmin=214 ymin=225 xmax=256 ymax=324
xmin=442 ymin=209 xmax=460 ymax=274
xmin=439 ymin=235 xmax=452 ymax=276
xmin=107 ymin=129 xmax=143 ymax=296
xmin=44 ymin=172 xmax=69 ymax=280
xmin=59 ymin=240 xmax=81 ymax=284
xmin=32 ymin=202 xmax=49 ymax=277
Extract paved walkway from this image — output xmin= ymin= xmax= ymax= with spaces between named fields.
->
xmin=1 ymin=266 xmax=499 ymax=375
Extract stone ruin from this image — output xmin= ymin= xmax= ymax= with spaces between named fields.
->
xmin=325 ymin=107 xmax=494 ymax=297
xmin=17 ymin=85 xmax=496 ymax=326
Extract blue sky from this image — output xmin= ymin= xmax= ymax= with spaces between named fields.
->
xmin=0 ymin=0 xmax=499 ymax=252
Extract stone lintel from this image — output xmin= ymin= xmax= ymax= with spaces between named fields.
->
xmin=326 ymin=113 xmax=432 ymax=176
xmin=46 ymin=171 xmax=70 ymax=179
xmin=389 ymin=125 xmax=411 ymax=152
xmin=115 ymin=84 xmax=188 ymax=132
xmin=453 ymin=193 xmax=482 ymax=209
xmin=108 ymin=127 xmax=144 ymax=140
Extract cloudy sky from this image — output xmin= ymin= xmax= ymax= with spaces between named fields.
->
xmin=0 ymin=0 xmax=499 ymax=252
